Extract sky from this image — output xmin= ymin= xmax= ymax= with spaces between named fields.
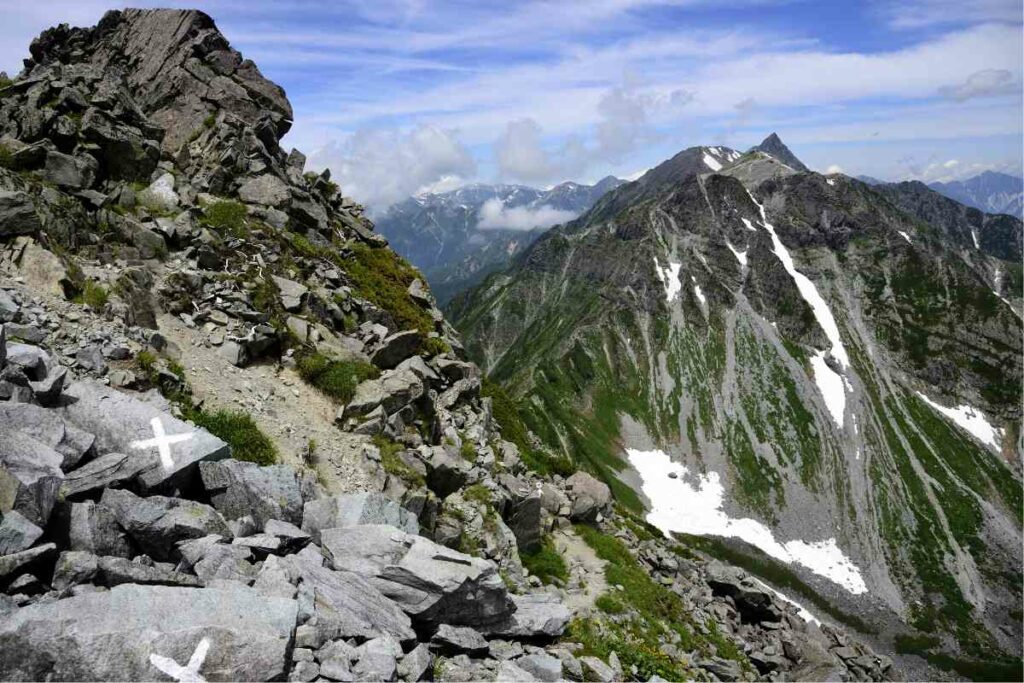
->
xmin=0 ymin=0 xmax=1021 ymax=211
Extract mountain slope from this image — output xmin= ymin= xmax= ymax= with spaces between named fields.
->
xmin=930 ymin=171 xmax=1023 ymax=217
xmin=452 ymin=139 xmax=1023 ymax=674
xmin=752 ymin=132 xmax=811 ymax=172
xmin=375 ymin=177 xmax=623 ymax=304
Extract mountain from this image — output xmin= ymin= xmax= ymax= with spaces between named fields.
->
xmin=855 ymin=174 xmax=886 ymax=186
xmin=929 ymin=171 xmax=1024 ymax=217
xmin=752 ymin=132 xmax=810 ymax=172
xmin=0 ymin=10 xmax=894 ymax=683
xmin=452 ymin=136 xmax=1023 ymax=676
xmin=375 ymin=177 xmax=624 ymax=304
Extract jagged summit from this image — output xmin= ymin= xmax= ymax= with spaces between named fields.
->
xmin=22 ymin=9 xmax=292 ymax=152
xmin=751 ymin=132 xmax=810 ymax=172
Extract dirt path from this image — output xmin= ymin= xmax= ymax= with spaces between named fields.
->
xmin=553 ymin=527 xmax=609 ymax=614
xmin=158 ymin=313 xmax=378 ymax=494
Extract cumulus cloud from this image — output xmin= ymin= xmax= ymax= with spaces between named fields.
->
xmin=494 ymin=81 xmax=680 ymax=184
xmin=307 ymin=125 xmax=475 ymax=211
xmin=477 ymin=198 xmax=577 ymax=231
xmin=938 ymin=69 xmax=1020 ymax=101
xmin=825 ymin=164 xmax=845 ymax=174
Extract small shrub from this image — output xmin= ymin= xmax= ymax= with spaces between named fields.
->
xmin=200 ymin=200 xmax=248 ymax=238
xmin=0 ymin=143 xmax=12 ymax=170
xmin=343 ymin=243 xmax=434 ymax=335
xmin=373 ymin=435 xmax=425 ymax=486
xmin=459 ymin=440 xmax=478 ymax=462
xmin=595 ymin=594 xmax=626 ymax=614
xmin=421 ymin=337 xmax=450 ymax=357
xmin=296 ymin=351 xmax=379 ymax=403
xmin=183 ymin=407 xmax=278 ymax=466
xmin=203 ymin=113 xmax=216 ymax=128
xmin=462 ymin=483 xmax=492 ymax=506
xmin=520 ymin=535 xmax=569 ymax=585
xmin=303 ymin=439 xmax=318 ymax=467
xmin=72 ymin=280 xmax=109 ymax=310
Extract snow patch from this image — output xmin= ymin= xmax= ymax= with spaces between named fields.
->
xmin=703 ymin=153 xmax=723 ymax=172
xmin=826 ymin=178 xmax=835 ymax=186
xmin=741 ymin=218 xmax=757 ymax=232
xmin=749 ymin=190 xmax=850 ymax=425
xmin=971 ymin=229 xmax=980 ymax=249
xmin=897 ymin=231 xmax=912 ymax=244
xmin=750 ymin=577 xmax=820 ymax=624
xmin=691 ymin=276 xmax=706 ymax=306
xmin=916 ymin=392 xmax=1002 ymax=451
xmin=726 ymin=241 xmax=748 ymax=267
xmin=627 ymin=448 xmax=868 ymax=595
xmin=653 ymin=258 xmax=683 ymax=302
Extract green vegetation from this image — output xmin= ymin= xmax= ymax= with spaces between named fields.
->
xmin=421 ymin=336 xmax=451 ymax=356
xmin=895 ymin=634 xmax=1023 ymax=682
xmin=0 ymin=142 xmax=12 ymax=169
xmin=72 ymin=280 xmax=109 ymax=310
xmin=343 ymin=243 xmax=434 ymax=335
xmin=573 ymin=524 xmax=752 ymax=680
xmin=182 ymin=407 xmax=278 ymax=466
xmin=520 ymin=535 xmax=569 ymax=585
xmin=459 ymin=440 xmax=478 ymax=462
xmin=296 ymin=350 xmax=380 ymax=403
xmin=481 ymin=378 xmax=574 ymax=476
xmin=203 ymin=113 xmax=216 ymax=128
xmin=373 ymin=435 xmax=425 ymax=486
xmin=200 ymin=200 xmax=249 ymax=238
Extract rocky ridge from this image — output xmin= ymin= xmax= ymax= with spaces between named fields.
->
xmin=0 ymin=9 xmax=892 ymax=683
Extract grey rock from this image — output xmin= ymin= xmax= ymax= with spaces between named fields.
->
xmin=507 ymin=489 xmax=544 ymax=553
xmin=200 ymin=459 xmax=312 ymax=527
xmin=51 ymin=501 xmax=131 ymax=558
xmin=430 ymin=624 xmax=489 ymax=656
xmin=231 ymin=533 xmax=282 ymax=555
xmin=303 ymin=492 xmax=418 ymax=543
xmin=3 ymin=323 xmax=45 ymax=344
xmin=0 ymin=511 xmax=43 ymax=555
xmin=424 ymin=446 xmax=471 ymax=498
xmin=0 ymin=191 xmax=41 ymax=237
xmin=321 ymin=524 xmax=513 ymax=626
xmin=495 ymin=660 xmax=539 ymax=682
xmin=482 ymin=593 xmax=571 ymax=639
xmin=0 ymin=402 xmax=95 ymax=470
xmin=253 ymin=555 xmax=297 ymax=600
xmin=28 ymin=366 xmax=67 ymax=406
xmin=488 ymin=640 xmax=525 ymax=661
xmin=41 ymin=151 xmax=97 ymax=189
xmin=398 ymin=643 xmax=432 ymax=682
xmin=281 ymin=554 xmax=416 ymax=646
xmin=263 ymin=518 xmax=311 ymax=550
xmin=272 ymin=275 xmax=308 ymax=312
xmin=705 ymin=562 xmax=781 ymax=623
xmin=100 ymin=488 xmax=231 ymax=561
xmin=344 ymin=369 xmax=425 ymax=418
xmin=178 ymin=535 xmax=257 ymax=584
xmin=371 ymin=331 xmax=422 ymax=370
xmin=565 ymin=472 xmax=611 ymax=522
xmin=516 ymin=653 xmax=562 ymax=682
xmin=289 ymin=660 xmax=320 ymax=682
xmin=698 ymin=657 xmax=743 ymax=681
xmin=58 ymin=381 xmax=229 ymax=492
xmin=579 ymin=656 xmax=616 ymax=682
xmin=239 ymin=174 xmax=291 ymax=207
xmin=317 ymin=638 xmax=358 ymax=680
xmin=61 ymin=451 xmax=155 ymax=499
xmin=0 ymin=430 xmax=64 ymax=527
xmin=353 ymin=636 xmax=402 ymax=682
xmin=0 ymin=583 xmax=296 ymax=680
xmin=76 ymin=345 xmax=108 ymax=374
xmin=51 ymin=549 xmax=99 ymax=591
xmin=0 ymin=543 xmax=56 ymax=583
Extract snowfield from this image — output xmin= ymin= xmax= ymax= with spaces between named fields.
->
xmin=627 ymin=447 xmax=868 ymax=595
xmin=916 ymin=392 xmax=1002 ymax=451
xmin=654 ymin=258 xmax=683 ymax=302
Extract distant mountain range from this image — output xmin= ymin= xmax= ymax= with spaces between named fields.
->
xmin=375 ymin=177 xmax=624 ymax=304
xmin=929 ymin=171 xmax=1023 ymax=217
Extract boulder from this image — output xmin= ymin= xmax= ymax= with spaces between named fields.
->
xmin=280 ymin=554 xmax=416 ymax=646
xmin=353 ymin=636 xmax=402 ymax=681
xmin=705 ymin=562 xmax=781 ymax=623
xmin=565 ymin=471 xmax=611 ymax=522
xmin=516 ymin=653 xmax=563 ymax=682
xmin=371 ymin=331 xmax=422 ymax=370
xmin=61 ymin=451 xmax=155 ymax=499
xmin=52 ymin=551 xmax=203 ymax=590
xmin=496 ymin=660 xmax=540 ymax=681
xmin=344 ymin=369 xmax=424 ymax=419
xmin=0 ymin=430 xmax=64 ymax=527
xmin=0 ymin=191 xmax=41 ymax=237
xmin=0 ymin=511 xmax=43 ymax=555
xmin=0 ymin=583 xmax=297 ymax=680
xmin=271 ymin=275 xmax=307 ymax=312
xmin=302 ymin=492 xmax=418 ymax=543
xmin=320 ymin=524 xmax=514 ymax=626
xmin=200 ymin=460 xmax=313 ymax=527
xmin=178 ymin=536 xmax=258 ymax=584
xmin=424 ymin=446 xmax=470 ymax=498
xmin=0 ymin=543 xmax=56 ymax=584
xmin=58 ymin=381 xmax=229 ymax=492
xmin=41 ymin=151 xmax=97 ymax=189
xmin=506 ymin=488 xmax=544 ymax=553
xmin=99 ymin=488 xmax=231 ymax=561
xmin=238 ymin=174 xmax=290 ymax=207
xmin=137 ymin=172 xmax=178 ymax=212
xmin=263 ymin=519 xmax=311 ymax=551
xmin=398 ymin=643 xmax=432 ymax=682
xmin=51 ymin=501 xmax=131 ymax=558
xmin=579 ymin=656 xmax=616 ymax=682
xmin=481 ymin=593 xmax=571 ymax=639
xmin=429 ymin=624 xmax=488 ymax=656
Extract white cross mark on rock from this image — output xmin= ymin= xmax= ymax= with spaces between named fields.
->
xmin=150 ymin=637 xmax=210 ymax=682
xmin=131 ymin=417 xmax=194 ymax=471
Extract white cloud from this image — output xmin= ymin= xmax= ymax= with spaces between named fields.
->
xmin=477 ymin=198 xmax=577 ymax=231
xmin=306 ymin=125 xmax=475 ymax=210
xmin=877 ymin=0 xmax=1021 ymax=29
xmin=939 ymin=69 xmax=1020 ymax=101
xmin=825 ymin=164 xmax=845 ymax=174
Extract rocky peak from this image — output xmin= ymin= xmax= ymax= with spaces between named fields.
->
xmin=23 ymin=9 xmax=292 ymax=153
xmin=752 ymin=132 xmax=810 ymax=172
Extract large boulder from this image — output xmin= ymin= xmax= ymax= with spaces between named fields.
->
xmin=200 ymin=459 xmax=315 ymax=527
xmin=50 ymin=501 xmax=131 ymax=558
xmin=280 ymin=554 xmax=416 ymax=647
xmin=0 ymin=511 xmax=43 ymax=555
xmin=238 ymin=174 xmax=290 ymax=207
xmin=0 ymin=191 xmax=41 ymax=237
xmin=99 ymin=488 xmax=231 ymax=561
xmin=61 ymin=451 xmax=155 ymax=499
xmin=370 ymin=331 xmax=422 ymax=370
xmin=0 ymin=430 xmax=64 ymax=527
xmin=0 ymin=584 xmax=297 ymax=680
xmin=343 ymin=369 xmax=425 ymax=419
xmin=57 ymin=381 xmax=229 ymax=492
xmin=480 ymin=593 xmax=571 ymax=639
xmin=0 ymin=403 xmax=94 ymax=470
xmin=301 ymin=492 xmax=418 ymax=543
xmin=320 ymin=524 xmax=514 ymax=627
xmin=564 ymin=471 xmax=611 ymax=522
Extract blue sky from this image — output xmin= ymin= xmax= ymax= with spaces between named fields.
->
xmin=1 ymin=0 xmax=1021 ymax=209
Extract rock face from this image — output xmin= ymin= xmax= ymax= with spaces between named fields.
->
xmin=0 ymin=584 xmax=297 ymax=681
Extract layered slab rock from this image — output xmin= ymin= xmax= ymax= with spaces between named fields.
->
xmin=58 ymin=381 xmax=229 ymax=491
xmin=0 ymin=430 xmax=64 ymax=527
xmin=301 ymin=491 xmax=418 ymax=543
xmin=200 ymin=459 xmax=316 ymax=527
xmin=0 ymin=583 xmax=297 ymax=680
